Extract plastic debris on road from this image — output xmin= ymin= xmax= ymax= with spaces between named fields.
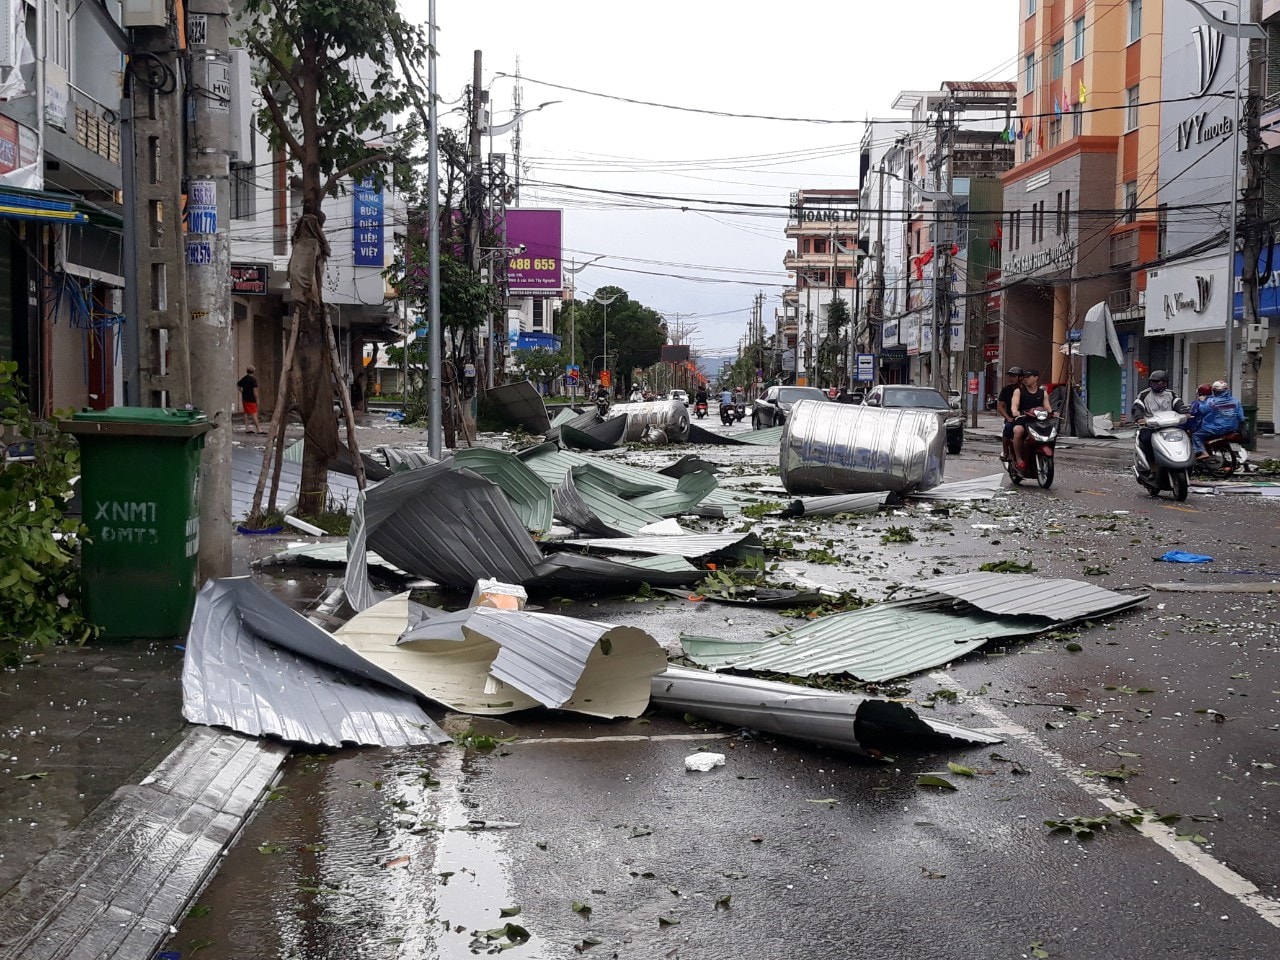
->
xmin=1157 ymin=550 xmax=1214 ymax=563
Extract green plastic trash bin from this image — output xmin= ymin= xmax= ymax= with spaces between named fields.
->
xmin=61 ymin=408 xmax=212 ymax=639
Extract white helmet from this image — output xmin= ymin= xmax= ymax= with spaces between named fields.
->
xmin=1211 ymin=380 xmax=1229 ymax=395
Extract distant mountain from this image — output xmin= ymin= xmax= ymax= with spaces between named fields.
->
xmin=697 ymin=355 xmax=735 ymax=378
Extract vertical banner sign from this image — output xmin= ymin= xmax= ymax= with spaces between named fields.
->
xmin=504 ymin=209 xmax=563 ymax=292
xmin=353 ymin=180 xmax=384 ymax=267
xmin=188 ymin=179 xmax=218 ymax=234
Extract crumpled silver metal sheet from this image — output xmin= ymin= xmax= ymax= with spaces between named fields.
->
xmin=611 ymin=399 xmax=690 ymax=443
xmin=780 ymin=400 xmax=946 ymax=496
xmin=376 ymin=445 xmax=438 ymax=473
xmin=901 ymin=572 xmax=1147 ymax=621
xmin=182 ymin=578 xmax=449 ymax=747
xmin=363 ymin=462 xmax=547 ymax=589
xmin=560 ymin=410 xmax=628 ymax=451
xmin=908 ymin=473 xmax=1007 ymax=501
xmin=401 ymin=606 xmax=667 ymax=718
xmin=650 ymin=666 xmax=1001 ymax=756
xmin=561 ymin=531 xmax=763 ymax=562
xmin=486 ymin=379 xmax=552 ymax=434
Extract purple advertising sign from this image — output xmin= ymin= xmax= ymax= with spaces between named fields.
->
xmin=504 ymin=209 xmax=563 ymax=293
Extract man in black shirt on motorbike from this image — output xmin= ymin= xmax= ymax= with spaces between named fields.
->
xmin=996 ymin=366 xmax=1023 ymax=462
xmin=1010 ymin=369 xmax=1052 ymax=471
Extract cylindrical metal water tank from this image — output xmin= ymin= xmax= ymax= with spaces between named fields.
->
xmin=779 ymin=400 xmax=945 ymax=495
xmin=609 ymin=399 xmax=691 ymax=443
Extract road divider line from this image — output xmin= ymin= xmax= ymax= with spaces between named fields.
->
xmin=929 ymin=670 xmax=1280 ymax=929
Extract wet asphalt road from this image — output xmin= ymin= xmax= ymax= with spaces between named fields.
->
xmin=163 ymin=425 xmax=1280 ymax=960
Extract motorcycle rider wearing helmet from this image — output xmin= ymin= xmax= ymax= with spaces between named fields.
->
xmin=1131 ymin=370 xmax=1189 ymax=465
xmin=1009 ymin=369 xmax=1051 ymax=471
xmin=1190 ymin=380 xmax=1245 ymax=459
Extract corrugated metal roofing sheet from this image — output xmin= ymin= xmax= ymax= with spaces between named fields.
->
xmin=631 ymin=469 xmax=718 ymax=517
xmin=518 ymin=446 xmax=744 ymax=517
xmin=398 ymin=606 xmax=666 ymax=718
xmin=561 ymin=411 xmax=628 ymax=451
xmin=679 ymin=575 xmax=1146 ymax=682
xmin=451 ymin=448 xmax=555 ymax=534
xmin=562 ymin=531 xmax=762 ymax=562
xmin=679 ymin=600 xmax=1034 ymax=681
xmin=781 ymin=491 xmax=890 ymax=517
xmin=909 ymin=473 xmax=1006 ymax=501
xmin=486 ymin=379 xmax=552 ymax=433
xmin=182 ymin=578 xmax=448 ymax=747
xmin=553 ymin=469 xmax=664 ymax=537
xmin=905 ymin=573 xmax=1147 ymax=621
xmin=232 ymin=446 xmax=360 ymax=521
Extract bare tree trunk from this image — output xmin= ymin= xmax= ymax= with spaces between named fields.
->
xmin=250 ymin=306 xmax=302 ymax=520
xmin=325 ymin=319 xmax=366 ymax=490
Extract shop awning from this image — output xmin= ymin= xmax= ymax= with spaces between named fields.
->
xmin=0 ymin=186 xmax=89 ymax=224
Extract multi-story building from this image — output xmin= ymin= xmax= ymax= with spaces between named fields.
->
xmin=1002 ymin=0 xmax=1164 ymax=422
xmin=1 ymin=2 xmax=125 ymax=414
xmin=862 ymin=82 xmax=1014 ymax=395
xmin=782 ymin=188 xmax=860 ymax=387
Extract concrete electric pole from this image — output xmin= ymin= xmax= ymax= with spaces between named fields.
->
xmin=184 ymin=0 xmax=235 ymax=579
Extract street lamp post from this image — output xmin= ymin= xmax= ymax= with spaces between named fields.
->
xmin=594 ymin=290 xmax=620 ymax=389
xmin=564 ymin=255 xmax=605 ymax=401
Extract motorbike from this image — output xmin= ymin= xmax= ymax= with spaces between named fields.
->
xmin=720 ymin=401 xmax=735 ymax=425
xmin=1133 ymin=410 xmax=1195 ymax=501
xmin=595 ymin=395 xmax=611 ymax=418
xmin=694 ymin=400 xmax=708 ymax=419
xmin=1194 ymin=431 xmax=1247 ymax=479
xmin=1006 ymin=409 xmax=1059 ymax=489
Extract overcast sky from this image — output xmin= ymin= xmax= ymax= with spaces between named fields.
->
xmin=407 ymin=0 xmax=1019 ymax=353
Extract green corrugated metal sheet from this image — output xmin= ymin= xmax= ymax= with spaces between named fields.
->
xmin=452 ymin=448 xmax=555 ymax=534
xmin=569 ymin=466 xmax=666 ymax=535
xmin=631 ymin=469 xmax=718 ymax=517
xmin=680 ymin=599 xmax=1042 ymax=682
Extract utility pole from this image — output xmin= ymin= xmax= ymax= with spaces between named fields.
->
xmin=123 ymin=20 xmax=190 ymax=409
xmin=466 ymin=50 xmax=485 ymax=433
xmin=874 ymin=163 xmax=886 ymax=387
xmin=931 ymin=114 xmax=947 ymax=393
xmin=184 ymin=0 xmax=234 ymax=579
xmin=1238 ymin=0 xmax=1265 ymax=441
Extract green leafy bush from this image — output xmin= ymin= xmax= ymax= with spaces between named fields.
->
xmin=0 ymin=361 xmax=95 ymax=660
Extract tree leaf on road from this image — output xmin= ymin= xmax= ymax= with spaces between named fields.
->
xmin=500 ymin=905 xmax=522 ymax=917
xmin=715 ymin=894 xmax=732 ymax=910
xmin=946 ymin=762 xmax=976 ymax=777
xmin=14 ymin=772 xmax=48 ymax=781
xmin=916 ymin=774 xmax=957 ymax=791
xmin=658 ymin=916 xmax=680 ymax=927
xmin=571 ymin=900 xmax=592 ymax=915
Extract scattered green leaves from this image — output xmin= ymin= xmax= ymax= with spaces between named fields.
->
xmin=880 ymin=526 xmax=916 ymax=544
xmin=978 ymin=559 xmax=1035 ymax=573
xmin=257 ymin=843 xmax=287 ymax=855
xmin=454 ymin=729 xmax=517 ymax=752
xmin=916 ymin=774 xmax=957 ymax=791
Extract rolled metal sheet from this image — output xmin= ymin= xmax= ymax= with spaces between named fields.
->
xmin=779 ymin=400 xmax=945 ymax=496
xmin=610 ymin=399 xmax=690 ymax=443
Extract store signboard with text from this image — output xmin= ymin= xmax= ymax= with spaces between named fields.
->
xmin=505 ymin=209 xmax=563 ymax=293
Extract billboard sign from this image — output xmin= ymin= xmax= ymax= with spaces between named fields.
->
xmin=230 ymin=263 xmax=269 ymax=295
xmin=505 ymin=209 xmax=563 ymax=293
xmin=353 ymin=180 xmax=384 ymax=267
xmin=855 ymin=353 xmax=875 ymax=381
xmin=660 ymin=344 xmax=691 ymax=363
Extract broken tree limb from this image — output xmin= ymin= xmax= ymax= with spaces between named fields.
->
xmin=250 ymin=305 xmax=303 ymax=520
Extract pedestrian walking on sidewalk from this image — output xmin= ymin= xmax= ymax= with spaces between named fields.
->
xmin=237 ymin=366 xmax=262 ymax=434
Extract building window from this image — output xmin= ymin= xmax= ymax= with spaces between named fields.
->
xmin=1071 ymin=103 xmax=1083 ymax=138
xmin=835 ymin=271 xmax=848 ymax=287
xmin=1064 ymin=189 xmax=1072 ymax=235
xmin=1157 ymin=203 xmax=1168 ymax=257
xmin=230 ymin=162 xmax=255 ymax=220
xmin=1073 ymin=17 xmax=1086 ymax=61
xmin=813 ymin=238 xmax=827 ymax=255
xmin=45 ymin=0 xmax=73 ymax=72
xmin=1027 ymin=0 xmax=1036 ymax=15
xmin=1128 ymin=0 xmax=1142 ymax=44
xmin=1051 ymin=40 xmax=1064 ymax=80
xmin=1049 ymin=118 xmax=1062 ymax=147
xmin=1023 ymin=136 xmax=1032 ymax=161
xmin=532 ymin=299 xmax=545 ymax=330
xmin=1123 ymin=181 xmax=1138 ymax=223
xmin=1124 ymin=85 xmax=1140 ymax=131
xmin=1025 ymin=55 xmax=1036 ymax=92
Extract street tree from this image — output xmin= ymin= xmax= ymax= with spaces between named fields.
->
xmin=570 ymin=286 xmax=666 ymax=392
xmin=239 ymin=0 xmax=427 ymax=516
xmin=511 ymin=347 xmax=569 ymax=396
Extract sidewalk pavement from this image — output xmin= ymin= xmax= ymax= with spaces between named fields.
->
xmin=0 ymin=533 xmax=301 ymax=960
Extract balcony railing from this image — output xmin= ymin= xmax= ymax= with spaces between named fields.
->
xmin=69 ymin=85 xmax=120 ymax=165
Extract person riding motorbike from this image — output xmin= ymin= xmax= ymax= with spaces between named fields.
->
xmin=1009 ymin=369 xmax=1051 ymax=471
xmin=1191 ymin=380 xmax=1246 ymax=460
xmin=1131 ymin=370 xmax=1189 ymax=465
xmin=695 ymin=386 xmax=709 ymax=405
xmin=996 ymin=366 xmax=1025 ymax=462
xmin=629 ymin=386 xmax=643 ymax=402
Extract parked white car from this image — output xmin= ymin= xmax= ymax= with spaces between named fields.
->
xmin=668 ymin=389 xmax=690 ymax=405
